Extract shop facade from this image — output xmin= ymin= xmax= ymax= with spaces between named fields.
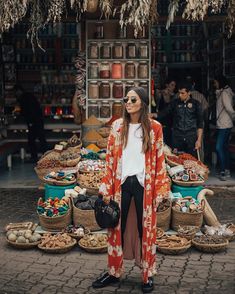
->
xmin=0 ymin=5 xmax=235 ymax=166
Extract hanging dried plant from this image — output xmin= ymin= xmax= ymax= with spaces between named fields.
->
xmin=70 ymin=0 xmax=83 ymax=21
xmin=119 ymin=0 xmax=153 ymax=37
xmin=46 ymin=0 xmax=65 ymax=23
xmin=149 ymin=0 xmax=159 ymax=24
xmin=0 ymin=0 xmax=28 ymax=33
xmin=99 ymin=0 xmax=113 ymax=19
xmin=226 ymin=0 xmax=235 ymax=37
xmin=27 ymin=0 xmax=46 ymax=51
xmin=166 ymin=0 xmax=179 ymax=30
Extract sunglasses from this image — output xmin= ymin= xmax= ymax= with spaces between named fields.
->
xmin=123 ymin=97 xmax=138 ymax=104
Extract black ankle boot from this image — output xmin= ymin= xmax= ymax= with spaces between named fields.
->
xmin=142 ymin=277 xmax=154 ymax=293
xmin=92 ymin=272 xmax=120 ymax=288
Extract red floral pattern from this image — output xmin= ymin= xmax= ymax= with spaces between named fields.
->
xmin=99 ymin=118 xmax=170 ymax=283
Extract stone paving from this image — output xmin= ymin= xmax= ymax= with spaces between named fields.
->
xmin=0 ymin=188 xmax=235 ymax=294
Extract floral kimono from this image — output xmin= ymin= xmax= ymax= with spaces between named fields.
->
xmin=99 ymin=118 xmax=170 ymax=283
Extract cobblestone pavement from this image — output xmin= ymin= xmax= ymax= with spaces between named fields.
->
xmin=0 ymin=188 xmax=234 ymax=294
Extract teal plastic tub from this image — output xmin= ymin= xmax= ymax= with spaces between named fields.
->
xmin=45 ymin=184 xmax=76 ymax=200
xmin=171 ymin=184 xmax=204 ymax=199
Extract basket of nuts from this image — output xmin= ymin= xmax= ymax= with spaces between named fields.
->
xmin=78 ymin=233 xmax=108 ymax=253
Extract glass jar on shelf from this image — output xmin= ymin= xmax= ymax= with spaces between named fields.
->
xmin=112 ymin=62 xmax=122 ymax=79
xmin=126 ymin=42 xmax=137 ymax=59
xmin=125 ymin=61 xmax=136 ymax=79
xmin=95 ymin=22 xmax=104 ymax=39
xmin=88 ymin=42 xmax=99 ymax=59
xmin=100 ymin=101 xmax=111 ymax=118
xmin=125 ymin=81 xmax=135 ymax=95
xmin=100 ymin=62 xmax=110 ymax=78
xmin=88 ymin=101 xmax=99 ymax=117
xmin=139 ymin=41 xmax=148 ymax=59
xmin=99 ymin=81 xmax=110 ymax=99
xmin=88 ymin=62 xmax=99 ymax=79
xmin=113 ymin=42 xmax=123 ymax=59
xmin=138 ymin=61 xmax=149 ymax=79
xmin=112 ymin=102 xmax=123 ymax=117
xmin=100 ymin=42 xmax=111 ymax=59
xmin=113 ymin=81 xmax=123 ymax=98
xmin=88 ymin=81 xmax=99 ymax=99
xmin=138 ymin=81 xmax=148 ymax=94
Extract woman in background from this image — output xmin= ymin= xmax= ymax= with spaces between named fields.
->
xmin=214 ymin=75 xmax=235 ymax=181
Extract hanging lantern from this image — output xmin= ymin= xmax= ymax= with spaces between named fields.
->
xmin=87 ymin=0 xmax=99 ymax=13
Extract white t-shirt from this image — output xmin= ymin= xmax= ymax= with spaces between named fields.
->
xmin=121 ymin=123 xmax=145 ymax=187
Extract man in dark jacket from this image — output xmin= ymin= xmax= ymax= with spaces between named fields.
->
xmin=15 ymin=85 xmax=48 ymax=162
xmin=155 ymin=81 xmax=203 ymax=157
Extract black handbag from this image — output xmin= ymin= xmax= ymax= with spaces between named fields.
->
xmin=94 ymin=197 xmax=120 ymax=229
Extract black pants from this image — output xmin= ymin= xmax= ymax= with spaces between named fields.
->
xmin=28 ymin=122 xmax=48 ymax=160
xmin=121 ymin=176 xmax=144 ymax=246
xmin=172 ymin=133 xmax=197 ymax=157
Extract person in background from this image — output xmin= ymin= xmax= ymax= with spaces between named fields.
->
xmin=186 ymin=76 xmax=209 ymax=119
xmin=186 ymin=76 xmax=209 ymax=161
xmin=214 ymin=75 xmax=235 ymax=181
xmin=92 ymin=87 xmax=170 ymax=293
xmin=153 ymin=80 xmax=203 ymax=157
xmin=157 ymin=78 xmax=177 ymax=147
xmin=14 ymin=85 xmax=48 ymax=162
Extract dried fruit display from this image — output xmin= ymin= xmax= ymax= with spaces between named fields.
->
xmin=193 ymin=235 xmax=227 ymax=245
xmin=78 ymin=171 xmax=105 ymax=189
xmin=156 ymin=235 xmax=190 ymax=248
xmin=79 ymin=233 xmax=107 ymax=248
xmin=40 ymin=233 xmax=75 ymax=249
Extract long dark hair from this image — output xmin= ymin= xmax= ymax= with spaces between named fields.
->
xmin=214 ymin=74 xmax=229 ymax=89
xmin=121 ymin=87 xmax=151 ymax=153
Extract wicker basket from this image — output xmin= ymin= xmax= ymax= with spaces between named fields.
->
xmin=165 ymin=156 xmax=180 ymax=167
xmin=156 ymin=228 xmax=165 ymax=239
xmin=172 ymin=179 xmax=204 ymax=187
xmin=177 ymin=226 xmax=199 ymax=240
xmin=156 ymin=243 xmax=191 ymax=255
xmin=192 ymin=239 xmax=229 ymax=253
xmin=38 ymin=199 xmax=72 ymax=231
xmin=227 ymin=224 xmax=235 ymax=241
xmin=157 ymin=202 xmax=172 ymax=231
xmin=60 ymin=156 xmax=81 ymax=167
xmin=78 ymin=241 xmax=107 ymax=253
xmin=171 ymin=202 xmax=205 ymax=231
xmin=72 ymin=200 xmax=101 ymax=231
xmin=6 ymin=239 xmax=41 ymax=249
xmin=35 ymin=167 xmax=62 ymax=181
xmin=42 ymin=175 xmax=76 ymax=186
xmin=68 ymin=228 xmax=91 ymax=240
xmin=38 ymin=239 xmax=77 ymax=254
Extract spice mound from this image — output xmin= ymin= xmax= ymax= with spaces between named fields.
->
xmin=82 ymin=115 xmax=103 ymax=126
xmin=83 ymin=129 xmax=103 ymax=141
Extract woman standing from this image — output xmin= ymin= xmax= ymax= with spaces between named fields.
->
xmin=92 ymin=87 xmax=170 ymax=293
xmin=214 ymin=75 xmax=235 ymax=181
